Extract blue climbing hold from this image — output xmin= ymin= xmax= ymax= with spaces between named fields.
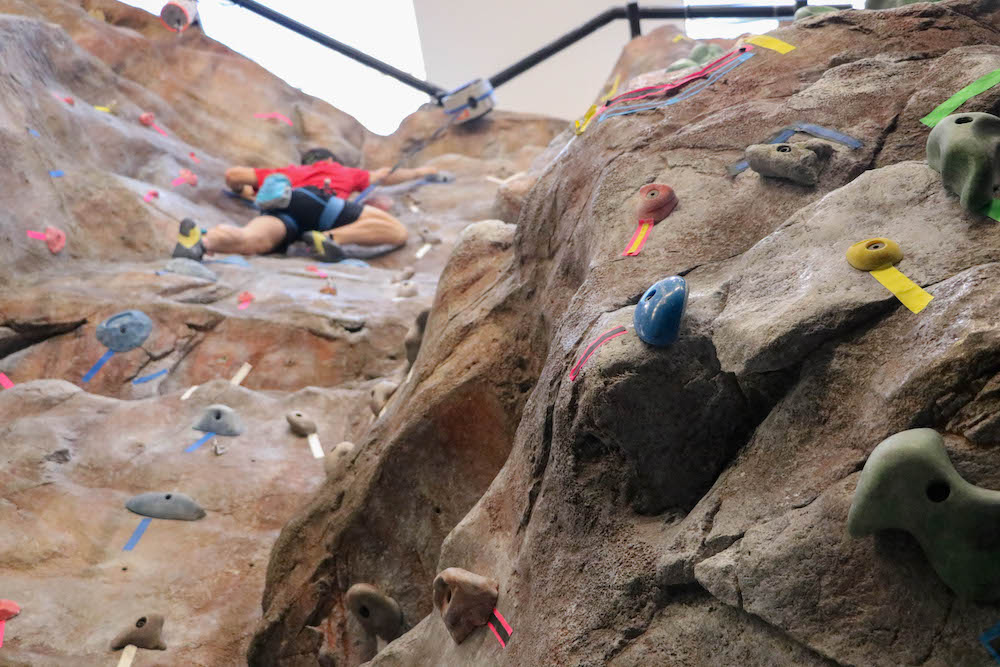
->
xmin=96 ymin=310 xmax=153 ymax=352
xmin=633 ymin=276 xmax=688 ymax=347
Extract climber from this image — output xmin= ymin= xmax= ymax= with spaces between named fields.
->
xmin=172 ymin=148 xmax=438 ymax=262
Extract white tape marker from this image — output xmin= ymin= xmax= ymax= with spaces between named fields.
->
xmin=307 ymin=433 xmax=324 ymax=459
xmin=230 ymin=362 xmax=252 ymax=386
xmin=181 ymin=385 xmax=199 ymax=401
xmin=415 ymin=243 xmax=432 ymax=260
xmin=116 ymin=644 xmax=138 ymax=667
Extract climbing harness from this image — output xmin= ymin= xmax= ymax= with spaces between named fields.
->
xmin=727 ymin=122 xmax=862 ymax=176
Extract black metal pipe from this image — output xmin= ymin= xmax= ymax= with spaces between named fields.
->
xmin=626 ymin=2 xmax=642 ymax=37
xmin=637 ymin=4 xmax=851 ymax=19
xmin=226 ymin=0 xmax=448 ymax=100
xmin=489 ymin=7 xmax=627 ymax=89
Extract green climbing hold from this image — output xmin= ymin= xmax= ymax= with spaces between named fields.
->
xmin=794 ymin=5 xmax=839 ymax=19
xmin=666 ymin=43 xmax=724 ymax=72
xmin=848 ymin=428 xmax=1000 ymax=601
xmin=926 ymin=112 xmax=1000 ymax=214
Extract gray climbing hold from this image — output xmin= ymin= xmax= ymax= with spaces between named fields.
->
xmin=433 ymin=567 xmax=499 ymax=644
xmin=126 ymin=492 xmax=205 ymax=521
xmin=345 ymin=583 xmax=406 ymax=642
xmin=96 ymin=310 xmax=153 ymax=353
xmin=286 ymin=410 xmax=317 ymax=437
xmin=745 ymin=139 xmax=834 ymax=186
xmin=396 ymin=281 xmax=418 ymax=298
xmin=193 ymin=404 xmax=244 ymax=436
xmin=926 ymin=112 xmax=1000 ymax=213
xmin=165 ymin=258 xmax=218 ymax=282
xmin=848 ymin=428 xmax=1000 ymax=601
xmin=110 ymin=614 xmax=166 ymax=651
xmin=392 ymin=266 xmax=415 ymax=283
xmin=405 ymin=309 xmax=430 ymax=368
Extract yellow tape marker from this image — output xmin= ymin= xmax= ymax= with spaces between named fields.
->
xmin=869 ymin=267 xmax=933 ymax=314
xmin=180 ymin=384 xmax=199 ymax=401
xmin=116 ymin=644 xmax=138 ymax=667
xmin=94 ymin=105 xmax=112 ymax=113
xmin=672 ymin=34 xmax=693 ymax=43
xmin=307 ymin=433 xmax=324 ymax=459
xmin=575 ymin=104 xmax=598 ymax=135
xmin=746 ymin=35 xmax=796 ymax=54
xmin=846 ymin=238 xmax=933 ymax=314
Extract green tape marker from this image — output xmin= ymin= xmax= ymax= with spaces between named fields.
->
xmin=920 ymin=68 xmax=1000 ymax=128
xmin=983 ymin=199 xmax=1000 ymax=222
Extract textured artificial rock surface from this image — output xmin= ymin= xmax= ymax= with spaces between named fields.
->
xmin=0 ymin=2 xmax=561 ymax=665
xmin=8 ymin=0 xmax=1000 ymax=665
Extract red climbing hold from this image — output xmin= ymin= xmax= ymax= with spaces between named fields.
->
xmin=636 ymin=184 xmax=678 ymax=223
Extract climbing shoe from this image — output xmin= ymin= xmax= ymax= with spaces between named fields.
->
xmin=172 ymin=218 xmax=205 ymax=261
xmin=304 ymin=230 xmax=346 ymax=263
xmin=255 ymin=173 xmax=292 ymax=210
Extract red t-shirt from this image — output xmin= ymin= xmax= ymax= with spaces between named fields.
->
xmin=254 ymin=162 xmax=370 ymax=198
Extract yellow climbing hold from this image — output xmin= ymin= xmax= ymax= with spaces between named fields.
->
xmin=746 ymin=35 xmax=797 ymax=54
xmin=846 ymin=238 xmax=932 ymax=314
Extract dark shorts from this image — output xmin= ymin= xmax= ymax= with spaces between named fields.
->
xmin=272 ymin=187 xmax=364 ymax=249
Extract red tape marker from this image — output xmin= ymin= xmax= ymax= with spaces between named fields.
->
xmin=0 ymin=372 xmax=14 ymax=389
xmin=487 ymin=608 xmax=513 ymax=648
xmin=569 ymin=326 xmax=628 ymax=381
xmin=622 ymin=220 xmax=654 ymax=256
xmin=254 ymin=112 xmax=294 ymax=127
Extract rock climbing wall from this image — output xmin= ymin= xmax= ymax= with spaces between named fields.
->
xmin=0 ymin=1 xmax=563 ymax=665
xmin=243 ymin=0 xmax=1000 ymax=666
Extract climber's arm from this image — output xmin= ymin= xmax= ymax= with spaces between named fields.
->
xmin=225 ymin=166 xmax=259 ymax=193
xmin=370 ymin=166 xmax=438 ymax=186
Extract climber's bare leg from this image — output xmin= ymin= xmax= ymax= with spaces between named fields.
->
xmin=324 ymin=206 xmax=408 ymax=247
xmin=203 ymin=216 xmax=287 ymax=255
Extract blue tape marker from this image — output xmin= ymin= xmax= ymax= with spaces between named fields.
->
xmin=123 ymin=517 xmax=152 ymax=551
xmin=205 ymin=256 xmax=251 ymax=268
xmin=49 ymin=170 xmax=65 ymax=178
xmin=982 ymin=621 xmax=1000 ymax=664
xmin=184 ymin=431 xmax=215 ymax=453
xmin=794 ymin=122 xmax=863 ymax=149
xmin=132 ymin=368 xmax=168 ymax=385
xmin=599 ymin=52 xmax=755 ymax=121
xmin=82 ymin=349 xmax=115 ymax=383
xmin=28 ymin=128 xmax=40 ymax=137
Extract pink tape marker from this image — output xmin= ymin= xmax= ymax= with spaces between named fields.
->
xmin=238 ymin=291 xmax=254 ymax=310
xmin=171 ymin=169 xmax=198 ymax=187
xmin=0 ymin=599 xmax=20 ymax=647
xmin=139 ymin=112 xmax=168 ymax=137
xmin=143 ymin=190 xmax=159 ymax=203
xmin=0 ymin=372 xmax=14 ymax=389
xmin=189 ymin=152 xmax=200 ymax=163
xmin=306 ymin=265 xmax=328 ymax=278
xmin=254 ymin=112 xmax=294 ymax=127
xmin=487 ymin=608 xmax=512 ymax=648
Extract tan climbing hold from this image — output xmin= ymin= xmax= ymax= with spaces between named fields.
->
xmin=345 ymin=583 xmax=406 ymax=642
xmin=397 ymin=281 xmax=418 ymax=298
xmin=286 ymin=410 xmax=317 ymax=437
xmin=370 ymin=380 xmax=400 ymax=415
xmin=324 ymin=441 xmax=356 ymax=482
xmin=433 ymin=567 xmax=499 ymax=644
xmin=109 ymin=614 xmax=166 ymax=651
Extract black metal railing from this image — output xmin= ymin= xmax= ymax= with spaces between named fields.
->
xmin=225 ymin=1 xmax=852 ymax=103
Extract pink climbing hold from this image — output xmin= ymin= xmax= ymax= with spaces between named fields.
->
xmin=254 ymin=112 xmax=294 ymax=127
xmin=189 ymin=152 xmax=200 ymax=163
xmin=144 ymin=190 xmax=160 ymax=203
xmin=0 ymin=599 xmax=20 ymax=648
xmin=139 ymin=112 xmax=168 ymax=136
xmin=0 ymin=372 xmax=14 ymax=389
xmin=306 ymin=265 xmax=328 ymax=278
xmin=238 ymin=292 xmax=254 ymax=310
xmin=26 ymin=226 xmax=66 ymax=254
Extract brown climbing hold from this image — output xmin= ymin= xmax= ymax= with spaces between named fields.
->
xmin=109 ymin=614 xmax=166 ymax=651
xmin=635 ymin=183 xmax=678 ymax=223
xmin=324 ymin=441 xmax=356 ymax=482
xmin=345 ymin=583 xmax=406 ymax=643
xmin=405 ymin=309 xmax=430 ymax=369
xmin=433 ymin=567 xmax=499 ymax=644
xmin=286 ymin=410 xmax=317 ymax=437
